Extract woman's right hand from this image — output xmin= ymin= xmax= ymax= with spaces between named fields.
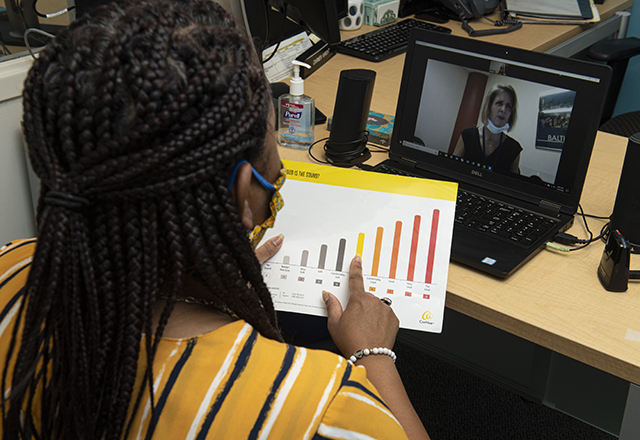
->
xmin=324 ymin=255 xmax=431 ymax=440
xmin=323 ymin=255 xmax=399 ymax=359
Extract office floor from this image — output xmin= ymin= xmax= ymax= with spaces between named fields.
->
xmin=394 ymin=340 xmax=616 ymax=440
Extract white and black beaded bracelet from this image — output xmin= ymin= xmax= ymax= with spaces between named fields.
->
xmin=349 ymin=347 xmax=397 ymax=364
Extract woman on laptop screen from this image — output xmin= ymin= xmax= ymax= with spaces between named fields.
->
xmin=453 ymin=84 xmax=522 ymax=175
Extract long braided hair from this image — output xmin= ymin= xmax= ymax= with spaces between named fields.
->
xmin=2 ymin=0 xmax=281 ymax=438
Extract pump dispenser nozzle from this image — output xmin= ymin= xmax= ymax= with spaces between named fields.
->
xmin=290 ymin=60 xmax=311 ymax=96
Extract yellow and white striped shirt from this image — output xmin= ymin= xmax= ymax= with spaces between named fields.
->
xmin=0 ymin=239 xmax=409 ymax=439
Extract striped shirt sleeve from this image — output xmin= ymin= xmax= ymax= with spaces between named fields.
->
xmin=314 ymin=364 xmax=409 ymax=440
xmin=0 ymin=239 xmax=36 ymax=402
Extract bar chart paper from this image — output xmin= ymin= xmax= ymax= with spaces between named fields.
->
xmin=261 ymin=160 xmax=458 ymax=332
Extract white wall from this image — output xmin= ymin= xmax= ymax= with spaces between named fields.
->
xmin=0 ymin=55 xmax=37 ymax=245
xmin=415 ymin=61 xmax=468 ymax=149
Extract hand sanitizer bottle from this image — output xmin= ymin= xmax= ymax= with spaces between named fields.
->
xmin=278 ymin=60 xmax=315 ymax=149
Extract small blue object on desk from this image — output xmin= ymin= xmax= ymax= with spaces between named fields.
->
xmin=327 ymin=110 xmax=395 ymax=146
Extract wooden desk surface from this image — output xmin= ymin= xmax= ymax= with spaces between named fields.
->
xmin=278 ymin=5 xmax=640 ymax=385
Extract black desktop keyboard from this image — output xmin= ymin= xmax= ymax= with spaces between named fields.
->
xmin=373 ymin=164 xmax=558 ymax=247
xmin=334 ymin=18 xmax=451 ymax=62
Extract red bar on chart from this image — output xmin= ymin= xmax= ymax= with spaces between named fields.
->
xmin=407 ymin=215 xmax=421 ymax=281
xmin=371 ymin=227 xmax=384 ymax=276
xmin=389 ymin=221 xmax=402 ymax=279
xmin=425 ymin=209 xmax=440 ymax=284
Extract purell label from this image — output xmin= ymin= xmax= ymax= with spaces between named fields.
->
xmin=283 ymin=110 xmax=302 ymax=119
xmin=282 ymin=101 xmax=303 ymax=121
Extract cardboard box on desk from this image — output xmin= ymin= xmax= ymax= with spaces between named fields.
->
xmin=327 ymin=110 xmax=395 ymax=146
xmin=364 ymin=0 xmax=400 ymax=26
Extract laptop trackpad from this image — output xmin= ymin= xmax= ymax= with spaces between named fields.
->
xmin=450 ymin=227 xmax=536 ymax=278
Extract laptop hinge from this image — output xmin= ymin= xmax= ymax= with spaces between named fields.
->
xmin=538 ymin=200 xmax=562 ymax=216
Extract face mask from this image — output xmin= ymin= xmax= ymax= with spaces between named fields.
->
xmin=228 ymin=160 xmax=286 ymax=248
xmin=487 ymin=118 xmax=510 ymax=134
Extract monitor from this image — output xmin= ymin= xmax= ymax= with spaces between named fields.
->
xmin=240 ymin=0 xmax=347 ymax=53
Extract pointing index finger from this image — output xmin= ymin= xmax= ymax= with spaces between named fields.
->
xmin=348 ymin=255 xmax=365 ymax=296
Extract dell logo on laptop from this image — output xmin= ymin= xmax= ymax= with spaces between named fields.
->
xmin=471 ymin=169 xmax=483 ymax=178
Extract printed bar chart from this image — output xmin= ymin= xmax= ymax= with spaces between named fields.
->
xmin=261 ymin=160 xmax=457 ymax=333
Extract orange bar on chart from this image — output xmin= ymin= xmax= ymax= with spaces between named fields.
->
xmin=389 ymin=221 xmax=402 ymax=279
xmin=425 ymin=210 xmax=440 ymax=284
xmin=407 ymin=215 xmax=421 ymax=282
xmin=371 ymin=227 xmax=384 ymax=276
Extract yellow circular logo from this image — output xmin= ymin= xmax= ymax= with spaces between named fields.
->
xmin=422 ymin=311 xmax=433 ymax=320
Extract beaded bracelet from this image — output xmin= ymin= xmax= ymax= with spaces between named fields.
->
xmin=349 ymin=347 xmax=397 ymax=364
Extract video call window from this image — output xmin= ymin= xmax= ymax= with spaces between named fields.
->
xmin=407 ymin=59 xmax=577 ymax=186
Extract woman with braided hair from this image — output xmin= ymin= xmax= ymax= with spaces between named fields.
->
xmin=0 ymin=0 xmax=429 ymax=439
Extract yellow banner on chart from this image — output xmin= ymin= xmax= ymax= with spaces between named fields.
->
xmin=282 ymin=160 xmax=458 ymax=201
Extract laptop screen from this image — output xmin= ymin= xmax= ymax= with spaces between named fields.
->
xmin=390 ymin=32 xmax=611 ymax=214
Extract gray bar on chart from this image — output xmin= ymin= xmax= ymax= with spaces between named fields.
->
xmin=301 ymin=250 xmax=309 ymax=267
xmin=283 ymin=256 xmax=290 ymax=264
xmin=336 ymin=238 xmax=346 ymax=271
xmin=318 ymin=244 xmax=328 ymax=269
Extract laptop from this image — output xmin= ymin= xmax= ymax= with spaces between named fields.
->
xmin=372 ymin=30 xmax=611 ymax=278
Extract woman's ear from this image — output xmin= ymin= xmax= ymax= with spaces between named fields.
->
xmin=232 ymin=162 xmax=255 ymax=230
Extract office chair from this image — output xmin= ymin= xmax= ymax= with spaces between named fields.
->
xmin=587 ymin=37 xmax=640 ymax=137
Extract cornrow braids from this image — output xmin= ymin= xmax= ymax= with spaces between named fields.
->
xmin=3 ymin=0 xmax=281 ymax=439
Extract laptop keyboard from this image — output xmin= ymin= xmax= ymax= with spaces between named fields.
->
xmin=334 ymin=19 xmax=452 ymax=62
xmin=456 ymin=191 xmax=557 ymax=247
xmin=374 ymin=164 xmax=558 ymax=248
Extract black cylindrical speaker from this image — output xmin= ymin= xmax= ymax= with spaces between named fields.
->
xmin=610 ymin=133 xmax=640 ymax=247
xmin=326 ymin=69 xmax=376 ymax=158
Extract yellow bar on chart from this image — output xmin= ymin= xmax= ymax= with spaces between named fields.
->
xmin=356 ymin=233 xmax=365 ymax=257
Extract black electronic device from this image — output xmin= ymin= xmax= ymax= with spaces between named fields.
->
xmin=610 ymin=133 xmax=640 ymax=249
xmin=437 ymin=0 xmax=523 ymax=37
xmin=241 ymin=0 xmax=347 ymax=52
xmin=415 ymin=10 xmax=451 ymax=24
xmin=325 ymin=69 xmax=376 ymax=166
xmin=437 ymin=0 xmax=499 ymax=19
xmin=598 ymin=230 xmax=633 ymax=292
xmin=334 ymin=18 xmax=451 ymax=63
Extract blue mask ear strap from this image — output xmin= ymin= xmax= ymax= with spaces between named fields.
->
xmin=228 ymin=160 xmax=276 ymax=192
xmin=250 ymin=167 xmax=276 ymax=191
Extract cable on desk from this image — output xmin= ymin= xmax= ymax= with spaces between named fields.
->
xmin=24 ymin=28 xmax=55 ymax=59
xmin=0 ymin=41 xmax=11 ymax=57
xmin=547 ymin=205 xmax=611 ymax=252
xmin=33 ymin=0 xmax=75 ymax=19
xmin=262 ymin=4 xmax=288 ymax=64
xmin=308 ymin=132 xmax=378 ymax=168
xmin=367 ymin=144 xmax=390 ymax=153
xmin=307 ymin=137 xmax=334 ymax=165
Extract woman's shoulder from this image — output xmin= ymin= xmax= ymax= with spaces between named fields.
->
xmin=0 ymin=239 xmax=37 ymax=262
xmin=504 ymin=134 xmax=523 ymax=151
xmin=461 ymin=126 xmax=480 ymax=135
xmin=0 ymin=238 xmax=36 ymax=305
